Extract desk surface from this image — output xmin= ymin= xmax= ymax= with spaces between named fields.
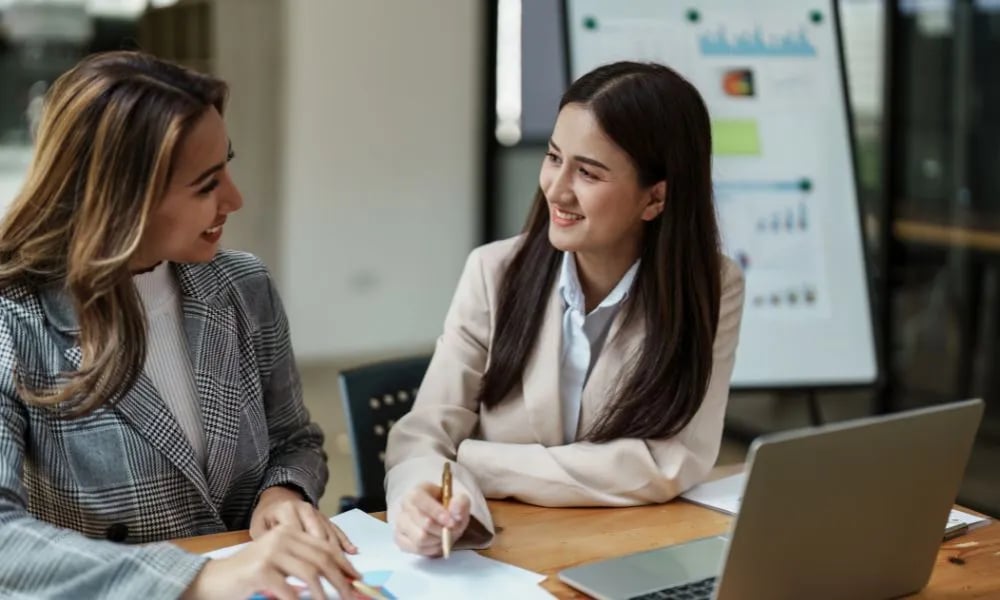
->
xmin=173 ymin=500 xmax=1000 ymax=598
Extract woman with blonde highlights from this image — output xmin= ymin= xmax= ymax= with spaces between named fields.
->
xmin=0 ymin=51 xmax=358 ymax=600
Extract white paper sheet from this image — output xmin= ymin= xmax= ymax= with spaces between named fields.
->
xmin=679 ymin=473 xmax=746 ymax=515
xmin=946 ymin=508 xmax=990 ymax=528
xmin=681 ymin=472 xmax=991 ymax=534
xmin=203 ymin=510 xmax=553 ymax=599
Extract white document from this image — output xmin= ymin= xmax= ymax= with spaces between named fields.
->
xmin=679 ymin=472 xmax=746 ymax=515
xmin=681 ymin=473 xmax=991 ymax=533
xmin=203 ymin=509 xmax=553 ymax=599
xmin=946 ymin=508 xmax=990 ymax=529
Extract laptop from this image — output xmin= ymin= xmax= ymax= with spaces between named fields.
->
xmin=559 ymin=399 xmax=984 ymax=600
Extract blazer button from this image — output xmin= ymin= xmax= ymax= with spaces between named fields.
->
xmin=105 ymin=523 xmax=128 ymax=542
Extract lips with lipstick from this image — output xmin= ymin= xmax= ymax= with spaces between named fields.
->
xmin=552 ymin=206 xmax=585 ymax=226
xmin=201 ymin=218 xmax=225 ymax=242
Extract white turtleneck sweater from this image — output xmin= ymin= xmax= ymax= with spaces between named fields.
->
xmin=133 ymin=262 xmax=206 ymax=469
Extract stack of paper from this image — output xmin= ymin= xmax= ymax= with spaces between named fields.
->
xmin=681 ymin=473 xmax=991 ymax=533
xmin=203 ymin=510 xmax=554 ymax=599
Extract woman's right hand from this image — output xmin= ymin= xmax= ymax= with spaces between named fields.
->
xmin=182 ymin=525 xmax=363 ymax=600
xmin=393 ymin=482 xmax=471 ymax=556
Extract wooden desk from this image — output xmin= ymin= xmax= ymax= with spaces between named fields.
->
xmin=174 ymin=500 xmax=1000 ymax=598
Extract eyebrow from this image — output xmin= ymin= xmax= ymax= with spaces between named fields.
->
xmin=187 ymin=141 xmax=233 ymax=187
xmin=549 ymin=139 xmax=611 ymax=171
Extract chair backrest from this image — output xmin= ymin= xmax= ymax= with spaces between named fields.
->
xmin=338 ymin=355 xmax=431 ymax=511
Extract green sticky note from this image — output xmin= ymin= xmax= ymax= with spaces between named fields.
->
xmin=712 ymin=119 xmax=761 ymax=156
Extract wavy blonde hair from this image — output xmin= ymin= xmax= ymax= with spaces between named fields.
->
xmin=0 ymin=51 xmax=228 ymax=415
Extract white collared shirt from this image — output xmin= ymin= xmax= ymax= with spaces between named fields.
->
xmin=558 ymin=252 xmax=639 ymax=444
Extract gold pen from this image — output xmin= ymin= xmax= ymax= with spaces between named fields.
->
xmin=441 ymin=461 xmax=453 ymax=559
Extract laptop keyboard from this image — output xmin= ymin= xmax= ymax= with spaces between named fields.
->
xmin=627 ymin=576 xmax=717 ymax=600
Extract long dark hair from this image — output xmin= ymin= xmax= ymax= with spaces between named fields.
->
xmin=476 ymin=61 xmax=722 ymax=442
xmin=0 ymin=51 xmax=227 ymax=415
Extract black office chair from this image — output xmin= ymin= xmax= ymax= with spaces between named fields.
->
xmin=337 ymin=355 xmax=431 ymax=513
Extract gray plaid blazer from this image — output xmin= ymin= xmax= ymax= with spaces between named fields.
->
xmin=0 ymin=250 xmax=328 ymax=599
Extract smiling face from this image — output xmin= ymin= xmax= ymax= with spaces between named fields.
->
xmin=539 ymin=103 xmax=664 ymax=265
xmin=130 ymin=106 xmax=243 ymax=271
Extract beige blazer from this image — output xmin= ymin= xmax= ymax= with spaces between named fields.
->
xmin=385 ymin=236 xmax=745 ymax=548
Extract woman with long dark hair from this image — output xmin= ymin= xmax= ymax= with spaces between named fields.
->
xmin=386 ymin=61 xmax=745 ymax=556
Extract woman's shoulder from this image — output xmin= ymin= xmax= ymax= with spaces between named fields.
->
xmin=0 ymin=279 xmax=48 ymax=333
xmin=206 ymin=249 xmax=270 ymax=281
xmin=178 ymin=250 xmax=277 ymax=319
xmin=466 ymin=235 xmax=524 ymax=278
xmin=0 ymin=280 xmax=58 ymax=388
xmin=717 ymin=255 xmax=746 ymax=319
xmin=719 ymin=254 xmax=745 ymax=290
xmin=179 ymin=249 xmax=272 ymax=296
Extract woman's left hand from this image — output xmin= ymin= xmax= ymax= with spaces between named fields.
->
xmin=250 ymin=486 xmax=357 ymax=554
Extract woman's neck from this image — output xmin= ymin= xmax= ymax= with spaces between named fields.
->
xmin=131 ymin=260 xmax=162 ymax=275
xmin=574 ymin=244 xmax=640 ymax=313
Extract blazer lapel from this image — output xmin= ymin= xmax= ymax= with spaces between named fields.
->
xmin=174 ymin=263 xmax=247 ymax=510
xmin=579 ymin=299 xmax=645 ymax=435
xmin=38 ymin=281 xmax=215 ymax=506
xmin=113 ymin=372 xmax=214 ymax=506
xmin=520 ymin=281 xmax=565 ymax=447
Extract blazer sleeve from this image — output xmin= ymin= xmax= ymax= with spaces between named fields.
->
xmin=455 ymin=263 xmax=745 ymax=507
xmin=0 ymin=390 xmax=207 ymax=598
xmin=255 ymin=271 xmax=328 ymax=507
xmin=384 ymin=248 xmax=495 ymax=548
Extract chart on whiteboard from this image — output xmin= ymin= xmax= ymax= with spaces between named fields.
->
xmin=700 ymin=12 xmax=836 ymax=320
xmin=704 ymin=16 xmax=835 ymax=320
xmin=715 ymin=172 xmax=829 ymax=318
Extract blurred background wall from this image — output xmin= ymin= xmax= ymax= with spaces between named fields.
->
xmin=212 ymin=0 xmax=483 ymax=363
